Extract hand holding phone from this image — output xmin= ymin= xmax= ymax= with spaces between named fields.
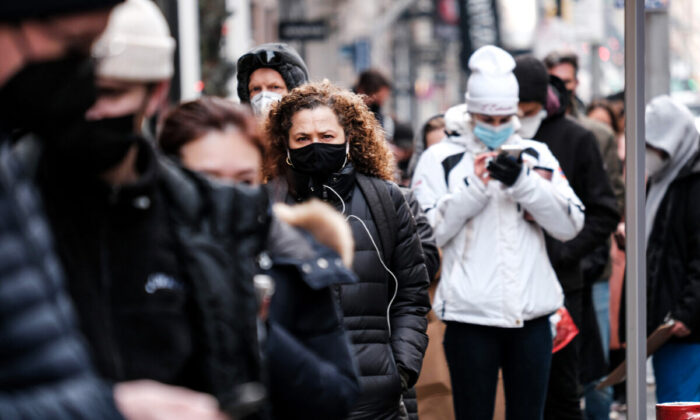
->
xmin=498 ymin=145 xmax=525 ymax=159
xmin=474 ymin=152 xmax=498 ymax=185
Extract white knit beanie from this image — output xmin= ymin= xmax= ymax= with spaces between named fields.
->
xmin=93 ymin=0 xmax=175 ymax=82
xmin=465 ymin=45 xmax=519 ymax=116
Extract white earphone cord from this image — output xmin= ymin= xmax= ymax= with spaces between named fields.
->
xmin=323 ymin=184 xmax=399 ymax=336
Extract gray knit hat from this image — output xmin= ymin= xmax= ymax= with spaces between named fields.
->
xmin=236 ymin=43 xmax=309 ymax=103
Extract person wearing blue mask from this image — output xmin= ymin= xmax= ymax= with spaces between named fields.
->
xmin=411 ymin=45 xmax=585 ymax=420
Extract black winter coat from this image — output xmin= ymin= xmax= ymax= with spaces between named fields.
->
xmin=646 ymin=153 xmax=700 ymax=342
xmin=16 ymin=137 xmax=267 ymax=413
xmin=272 ymin=164 xmax=431 ymax=420
xmin=264 ymin=220 xmax=360 ymax=419
xmin=535 ymin=81 xmax=620 ymax=293
xmin=402 ymin=188 xmax=439 ymax=282
xmin=0 ymin=139 xmax=122 ymax=419
xmin=400 ymin=188 xmax=438 ymax=420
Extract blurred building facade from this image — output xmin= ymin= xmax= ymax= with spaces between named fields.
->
xmin=155 ymin=0 xmax=700 ymax=128
xmin=231 ymin=0 xmax=465 ymax=127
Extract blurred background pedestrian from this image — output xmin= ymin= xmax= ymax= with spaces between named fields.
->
xmin=412 ymin=45 xmax=585 ymax=420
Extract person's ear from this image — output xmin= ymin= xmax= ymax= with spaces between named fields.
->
xmin=144 ymin=80 xmax=170 ymax=119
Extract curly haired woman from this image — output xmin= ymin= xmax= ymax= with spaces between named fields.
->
xmin=264 ymin=81 xmax=431 ymax=420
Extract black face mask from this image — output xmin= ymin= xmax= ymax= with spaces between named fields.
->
xmin=46 ymin=114 xmax=139 ymax=175
xmin=288 ymin=142 xmax=348 ymax=177
xmin=0 ymin=54 xmax=97 ymax=136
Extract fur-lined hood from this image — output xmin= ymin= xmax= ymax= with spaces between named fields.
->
xmin=272 ymin=199 xmax=354 ymax=268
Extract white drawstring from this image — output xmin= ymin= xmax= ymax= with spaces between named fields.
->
xmin=323 ymin=184 xmax=399 ymax=336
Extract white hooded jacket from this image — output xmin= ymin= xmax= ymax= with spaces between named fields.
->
xmin=411 ymin=115 xmax=585 ymax=328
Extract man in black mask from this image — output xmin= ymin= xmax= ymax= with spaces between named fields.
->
xmin=0 ymin=4 xmax=124 ymax=419
xmin=515 ymin=54 xmax=620 ymax=420
xmin=0 ymin=1 xmax=236 ymax=419
xmin=9 ymin=1 xmax=266 ymax=419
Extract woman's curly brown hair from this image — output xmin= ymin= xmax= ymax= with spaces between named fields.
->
xmin=263 ymin=80 xmax=395 ymax=181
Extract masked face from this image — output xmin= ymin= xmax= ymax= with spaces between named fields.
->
xmin=47 ymin=113 xmax=139 ymax=174
xmin=645 ymin=147 xmax=669 ymax=180
xmin=251 ymin=91 xmax=283 ymax=116
xmin=473 ymin=119 xmax=514 ymax=150
xmin=0 ymin=54 xmax=97 ymax=136
xmin=518 ymin=110 xmax=547 ymax=139
xmin=287 ymin=142 xmax=349 ymax=176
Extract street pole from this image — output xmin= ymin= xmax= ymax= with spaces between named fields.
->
xmin=624 ymin=0 xmax=646 ymax=419
xmin=591 ymin=42 xmax=601 ymax=99
xmin=177 ymin=0 xmax=201 ymax=100
xmin=645 ymin=6 xmax=670 ymax=101
xmin=224 ymin=0 xmax=252 ymax=100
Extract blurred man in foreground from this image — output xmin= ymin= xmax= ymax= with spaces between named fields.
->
xmin=3 ymin=1 xmax=262 ymax=419
xmin=0 ymin=1 xmax=229 ymax=419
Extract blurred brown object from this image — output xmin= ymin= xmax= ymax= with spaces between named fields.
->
xmin=596 ymin=320 xmax=674 ymax=390
xmin=493 ymin=370 xmax=505 ymax=420
xmin=609 ymin=233 xmax=625 ymax=351
xmin=416 ymin=284 xmax=455 ymax=420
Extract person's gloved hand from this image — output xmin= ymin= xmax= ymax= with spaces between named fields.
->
xmin=487 ymin=152 xmax=522 ymax=186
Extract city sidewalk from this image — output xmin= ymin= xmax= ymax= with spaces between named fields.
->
xmin=611 ymin=384 xmax=657 ymax=420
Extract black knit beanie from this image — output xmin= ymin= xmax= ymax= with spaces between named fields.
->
xmin=0 ymin=0 xmax=123 ymax=21
xmin=236 ymin=43 xmax=309 ymax=103
xmin=513 ymin=55 xmax=549 ymax=105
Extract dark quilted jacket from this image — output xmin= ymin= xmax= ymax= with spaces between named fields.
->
xmin=14 ymin=136 xmax=268 ymax=417
xmin=264 ymin=219 xmax=360 ymax=419
xmin=274 ymin=165 xmax=431 ymax=420
xmin=0 ymin=140 xmax=122 ymax=419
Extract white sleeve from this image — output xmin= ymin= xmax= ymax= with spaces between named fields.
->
xmin=412 ymin=151 xmax=490 ymax=247
xmin=504 ymin=145 xmax=585 ymax=241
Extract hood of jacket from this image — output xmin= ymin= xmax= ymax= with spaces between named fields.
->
xmin=273 ymin=200 xmax=355 ymax=268
xmin=646 ymin=95 xmax=700 ymax=244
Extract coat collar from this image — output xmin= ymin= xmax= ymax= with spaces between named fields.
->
xmin=287 ymin=163 xmax=356 ymax=209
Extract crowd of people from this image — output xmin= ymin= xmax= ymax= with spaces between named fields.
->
xmin=1 ymin=1 xmax=699 ymax=420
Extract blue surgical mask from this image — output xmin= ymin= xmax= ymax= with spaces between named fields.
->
xmin=473 ymin=120 xmax=514 ymax=150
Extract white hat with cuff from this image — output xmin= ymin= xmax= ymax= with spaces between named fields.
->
xmin=465 ymin=45 xmax=519 ymax=116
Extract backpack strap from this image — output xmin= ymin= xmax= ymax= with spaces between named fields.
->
xmin=356 ymin=173 xmax=398 ymax=264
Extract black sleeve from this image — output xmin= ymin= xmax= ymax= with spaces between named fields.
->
xmin=0 ymin=173 xmax=122 ymax=419
xmin=547 ymin=131 xmax=620 ymax=268
xmin=264 ymin=221 xmax=360 ymax=419
xmin=672 ymin=179 xmax=700 ymax=332
xmin=401 ymin=188 xmax=440 ymax=282
xmin=387 ymin=184 xmax=431 ymax=388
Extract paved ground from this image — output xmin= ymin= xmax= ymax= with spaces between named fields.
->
xmin=610 ymin=384 xmax=657 ymax=420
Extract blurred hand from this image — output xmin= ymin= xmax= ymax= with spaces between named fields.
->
xmin=671 ymin=320 xmax=691 ymax=337
xmin=614 ymin=222 xmax=626 ymax=250
xmin=474 ymin=152 xmax=497 ymax=185
xmin=114 ymin=380 xmax=231 ymax=420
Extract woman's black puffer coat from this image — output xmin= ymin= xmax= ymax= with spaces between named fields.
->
xmin=274 ymin=164 xmax=431 ymax=420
